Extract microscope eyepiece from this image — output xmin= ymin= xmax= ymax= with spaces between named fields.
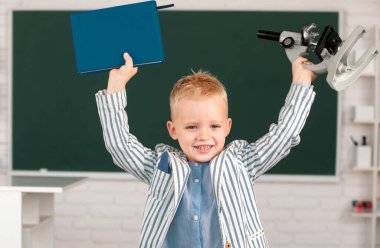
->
xmin=257 ymin=30 xmax=281 ymax=42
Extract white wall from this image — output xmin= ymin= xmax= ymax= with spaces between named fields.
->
xmin=1 ymin=0 xmax=380 ymax=247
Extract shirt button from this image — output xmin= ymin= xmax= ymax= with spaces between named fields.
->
xmin=192 ymin=215 xmax=199 ymax=221
xmin=225 ymin=242 xmax=232 ymax=248
xmin=194 ymin=178 xmax=200 ymax=183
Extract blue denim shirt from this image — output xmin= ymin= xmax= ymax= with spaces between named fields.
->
xmin=161 ymin=159 xmax=222 ymax=248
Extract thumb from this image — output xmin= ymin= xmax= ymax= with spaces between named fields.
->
xmin=124 ymin=52 xmax=135 ymax=69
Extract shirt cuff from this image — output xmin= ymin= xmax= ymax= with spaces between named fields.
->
xmin=292 ymin=83 xmax=314 ymax=90
xmin=95 ymin=89 xmax=127 ymax=111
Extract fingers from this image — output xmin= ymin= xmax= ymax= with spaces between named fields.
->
xmin=294 ymin=57 xmax=314 ymax=67
xmin=132 ymin=66 xmax=138 ymax=75
xmin=119 ymin=52 xmax=138 ymax=75
xmin=295 ymin=56 xmax=309 ymax=64
xmin=124 ymin=52 xmax=134 ymax=68
xmin=311 ymin=72 xmax=317 ymax=81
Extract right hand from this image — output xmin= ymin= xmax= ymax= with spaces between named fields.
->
xmin=106 ymin=53 xmax=138 ymax=94
xmin=292 ymin=57 xmax=317 ymax=85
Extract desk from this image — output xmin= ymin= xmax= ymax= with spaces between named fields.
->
xmin=0 ymin=175 xmax=87 ymax=248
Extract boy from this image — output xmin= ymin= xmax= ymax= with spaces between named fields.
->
xmin=96 ymin=53 xmax=316 ymax=248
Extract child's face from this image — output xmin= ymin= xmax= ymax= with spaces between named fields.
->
xmin=167 ymin=95 xmax=232 ymax=163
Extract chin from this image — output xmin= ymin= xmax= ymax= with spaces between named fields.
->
xmin=191 ymin=154 xmax=216 ymax=163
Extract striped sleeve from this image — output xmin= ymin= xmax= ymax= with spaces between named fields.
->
xmin=95 ymin=89 xmax=157 ymax=185
xmin=238 ymin=84 xmax=315 ymax=182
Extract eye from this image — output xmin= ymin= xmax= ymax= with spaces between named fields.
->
xmin=186 ymin=125 xmax=197 ymax=130
xmin=211 ymin=124 xmax=221 ymax=129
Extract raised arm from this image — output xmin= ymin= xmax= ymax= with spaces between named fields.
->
xmin=95 ymin=53 xmax=156 ymax=184
xmin=238 ymin=57 xmax=316 ymax=182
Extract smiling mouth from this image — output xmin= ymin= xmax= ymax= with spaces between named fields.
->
xmin=194 ymin=145 xmax=213 ymax=150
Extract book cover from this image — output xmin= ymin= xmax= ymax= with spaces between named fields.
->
xmin=70 ymin=1 xmax=164 ymax=73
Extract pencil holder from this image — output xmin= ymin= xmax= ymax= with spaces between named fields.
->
xmin=355 ymin=146 xmax=372 ymax=167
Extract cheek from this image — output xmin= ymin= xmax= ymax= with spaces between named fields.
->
xmin=216 ymin=133 xmax=227 ymax=145
xmin=177 ymin=137 xmax=195 ymax=154
xmin=177 ymin=132 xmax=193 ymax=145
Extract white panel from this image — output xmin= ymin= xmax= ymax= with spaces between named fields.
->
xmin=0 ymin=191 xmax=22 ymax=247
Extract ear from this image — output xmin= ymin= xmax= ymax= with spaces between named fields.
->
xmin=167 ymin=120 xmax=178 ymax=140
xmin=225 ymin=118 xmax=232 ymax=137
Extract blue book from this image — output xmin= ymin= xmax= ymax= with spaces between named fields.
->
xmin=70 ymin=1 xmax=165 ymax=73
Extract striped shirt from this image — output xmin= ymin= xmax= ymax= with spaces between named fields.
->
xmin=95 ymin=84 xmax=315 ymax=248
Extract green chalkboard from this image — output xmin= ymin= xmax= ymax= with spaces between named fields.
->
xmin=12 ymin=10 xmax=338 ymax=175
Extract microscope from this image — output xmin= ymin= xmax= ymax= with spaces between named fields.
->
xmin=257 ymin=23 xmax=378 ymax=91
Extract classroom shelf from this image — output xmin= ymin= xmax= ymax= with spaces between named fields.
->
xmin=350 ymin=25 xmax=380 ymax=248
xmin=352 ymin=211 xmax=374 ymax=218
xmin=353 ymin=119 xmax=377 ymax=124
xmin=352 ymin=211 xmax=380 ymax=217
xmin=352 ymin=166 xmax=380 ymax=172
xmin=352 ymin=166 xmax=376 ymax=172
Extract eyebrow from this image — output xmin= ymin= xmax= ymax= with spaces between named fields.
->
xmin=183 ymin=120 xmax=224 ymax=125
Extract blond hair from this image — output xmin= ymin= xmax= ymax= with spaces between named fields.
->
xmin=169 ymin=70 xmax=228 ymax=114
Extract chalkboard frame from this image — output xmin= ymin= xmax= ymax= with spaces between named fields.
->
xmin=9 ymin=8 xmax=342 ymax=182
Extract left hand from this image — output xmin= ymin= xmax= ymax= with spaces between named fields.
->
xmin=292 ymin=57 xmax=317 ymax=85
xmin=106 ymin=53 xmax=138 ymax=94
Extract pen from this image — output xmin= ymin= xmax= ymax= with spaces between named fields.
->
xmin=350 ymin=136 xmax=358 ymax=146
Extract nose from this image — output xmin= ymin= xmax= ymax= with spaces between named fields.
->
xmin=196 ymin=127 xmax=210 ymax=140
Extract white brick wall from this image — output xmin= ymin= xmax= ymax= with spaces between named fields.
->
xmin=54 ymin=181 xmax=148 ymax=248
xmin=1 ymin=0 xmax=380 ymax=247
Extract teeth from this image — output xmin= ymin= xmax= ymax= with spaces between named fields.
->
xmin=196 ymin=145 xmax=212 ymax=150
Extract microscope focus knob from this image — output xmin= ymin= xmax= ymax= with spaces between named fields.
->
xmin=282 ymin=37 xmax=294 ymax=48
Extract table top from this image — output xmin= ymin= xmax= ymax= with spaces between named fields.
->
xmin=0 ymin=175 xmax=87 ymax=193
